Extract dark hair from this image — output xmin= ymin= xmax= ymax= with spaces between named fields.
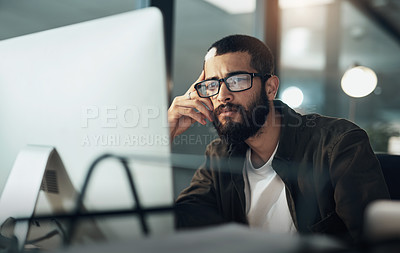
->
xmin=207 ymin=34 xmax=274 ymax=76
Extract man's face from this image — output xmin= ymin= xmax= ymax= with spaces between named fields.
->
xmin=204 ymin=52 xmax=269 ymax=144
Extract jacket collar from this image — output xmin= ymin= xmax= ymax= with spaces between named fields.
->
xmin=273 ymin=100 xmax=301 ymax=162
xmin=226 ymin=100 xmax=301 ymax=178
xmin=271 ymin=100 xmax=302 ymax=183
xmin=227 ymin=100 xmax=300 ymax=159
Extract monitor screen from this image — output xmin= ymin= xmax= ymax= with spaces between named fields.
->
xmin=0 ymin=7 xmax=173 ymax=246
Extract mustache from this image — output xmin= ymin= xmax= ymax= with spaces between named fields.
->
xmin=214 ymin=102 xmax=245 ymax=116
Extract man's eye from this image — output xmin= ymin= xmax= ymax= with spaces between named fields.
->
xmin=236 ymin=78 xmax=246 ymax=82
xmin=208 ymin=82 xmax=218 ymax=90
xmin=198 ymin=83 xmax=207 ymax=90
xmin=228 ymin=77 xmax=241 ymax=85
xmin=229 ymin=75 xmax=249 ymax=85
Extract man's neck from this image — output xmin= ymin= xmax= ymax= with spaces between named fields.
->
xmin=245 ymin=104 xmax=281 ymax=169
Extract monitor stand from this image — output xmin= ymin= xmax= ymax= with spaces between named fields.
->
xmin=0 ymin=146 xmax=104 ymax=250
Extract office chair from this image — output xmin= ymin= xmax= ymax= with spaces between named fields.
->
xmin=375 ymin=153 xmax=400 ymax=200
xmin=362 ymin=154 xmax=400 ymax=248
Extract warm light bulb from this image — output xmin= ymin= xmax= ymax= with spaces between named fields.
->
xmin=341 ymin=66 xmax=378 ymax=98
xmin=281 ymin=86 xmax=304 ymax=108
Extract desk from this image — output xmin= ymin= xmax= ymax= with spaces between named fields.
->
xmin=55 ymin=224 xmax=345 ymax=253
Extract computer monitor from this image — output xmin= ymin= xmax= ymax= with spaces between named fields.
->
xmin=0 ymin=7 xmax=173 ymax=248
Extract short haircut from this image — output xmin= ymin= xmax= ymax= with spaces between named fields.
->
xmin=207 ymin=34 xmax=274 ymax=76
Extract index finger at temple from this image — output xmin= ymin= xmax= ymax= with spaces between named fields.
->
xmin=189 ymin=70 xmax=205 ymax=91
xmin=192 ymin=71 xmax=205 ymax=89
xmin=196 ymin=70 xmax=205 ymax=83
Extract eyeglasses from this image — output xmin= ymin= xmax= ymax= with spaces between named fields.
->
xmin=194 ymin=72 xmax=271 ymax=98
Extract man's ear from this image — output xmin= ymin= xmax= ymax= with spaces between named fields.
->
xmin=265 ymin=75 xmax=279 ymax=100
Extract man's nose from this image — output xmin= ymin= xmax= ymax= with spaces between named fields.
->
xmin=216 ymin=81 xmax=233 ymax=103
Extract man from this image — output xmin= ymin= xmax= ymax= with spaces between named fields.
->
xmin=168 ymin=35 xmax=389 ymax=243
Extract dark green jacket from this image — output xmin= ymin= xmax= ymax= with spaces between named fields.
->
xmin=175 ymin=100 xmax=390 ymax=242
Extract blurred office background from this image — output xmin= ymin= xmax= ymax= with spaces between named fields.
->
xmin=1 ymin=0 xmax=399 ymax=196
xmin=171 ymin=0 xmax=400 ymax=155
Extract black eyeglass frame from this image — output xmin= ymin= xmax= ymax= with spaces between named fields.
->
xmin=194 ymin=72 xmax=272 ymax=98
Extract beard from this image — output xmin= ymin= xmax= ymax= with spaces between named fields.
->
xmin=212 ymin=88 xmax=270 ymax=144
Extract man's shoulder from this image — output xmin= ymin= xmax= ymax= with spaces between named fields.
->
xmin=276 ymin=100 xmax=361 ymax=136
xmin=302 ymin=114 xmax=361 ymax=135
xmin=294 ymin=113 xmax=370 ymax=151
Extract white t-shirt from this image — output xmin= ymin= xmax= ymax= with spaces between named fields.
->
xmin=243 ymin=145 xmax=297 ymax=234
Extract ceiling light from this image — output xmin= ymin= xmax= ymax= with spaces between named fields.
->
xmin=281 ymin=86 xmax=304 ymax=108
xmin=341 ymin=66 xmax=378 ymax=98
xmin=203 ymin=0 xmax=256 ymax=14
xmin=279 ymin=0 xmax=334 ymax=9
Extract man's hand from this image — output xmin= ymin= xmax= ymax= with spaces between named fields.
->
xmin=168 ymin=71 xmax=214 ymax=141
